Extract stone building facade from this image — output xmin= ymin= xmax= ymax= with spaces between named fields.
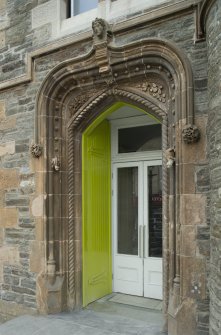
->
xmin=0 ymin=0 xmax=220 ymax=334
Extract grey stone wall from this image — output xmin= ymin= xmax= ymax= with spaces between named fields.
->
xmin=206 ymin=1 xmax=221 ymax=334
xmin=0 ymin=0 xmax=211 ymax=332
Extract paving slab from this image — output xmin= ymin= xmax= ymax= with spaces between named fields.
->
xmin=0 ymin=298 xmax=166 ymax=335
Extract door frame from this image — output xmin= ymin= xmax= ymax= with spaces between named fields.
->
xmin=112 ymin=160 xmax=162 ymax=297
xmin=34 ymin=36 xmax=198 ymax=333
xmin=110 ymin=113 xmax=162 ymax=297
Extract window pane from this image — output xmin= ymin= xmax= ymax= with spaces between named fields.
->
xmin=74 ymin=0 xmax=98 ymax=15
xmin=118 ymin=124 xmax=161 ymax=153
xmin=148 ymin=166 xmax=162 ymax=257
xmin=117 ymin=167 xmax=138 ymax=255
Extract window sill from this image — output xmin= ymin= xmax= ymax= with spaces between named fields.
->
xmin=60 ymin=8 xmax=98 ymax=37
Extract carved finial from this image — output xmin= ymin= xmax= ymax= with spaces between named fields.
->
xmin=51 ymin=156 xmax=60 ymax=172
xmin=165 ymin=148 xmax=175 ymax=168
xmin=182 ymin=124 xmax=200 ymax=144
xmin=31 ymin=143 xmax=43 ymax=158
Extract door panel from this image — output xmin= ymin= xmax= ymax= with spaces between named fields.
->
xmin=113 ymin=163 xmax=143 ymax=296
xmin=113 ymin=161 xmax=162 ymax=300
xmin=114 ymin=255 xmax=143 ymax=296
xmin=143 ymin=163 xmax=162 ymax=299
xmin=117 ymin=166 xmax=138 ymax=256
xmin=82 ymin=120 xmax=112 ymax=306
xmin=144 ymin=258 xmax=162 ymax=299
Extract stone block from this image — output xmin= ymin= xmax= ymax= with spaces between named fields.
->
xmin=0 ymin=299 xmax=37 ymax=318
xmin=0 ymin=116 xmax=16 ymax=131
xmin=0 ymin=0 xmax=6 ymax=11
xmin=31 ymin=194 xmax=45 ymax=217
xmin=3 ymin=274 xmax=20 ymax=286
xmin=181 ymin=225 xmax=196 ymax=257
xmin=0 ymin=246 xmax=19 ymax=264
xmin=30 ymin=241 xmax=46 ymax=273
xmin=168 ymin=298 xmax=197 ymax=335
xmin=24 ymin=295 xmax=37 ymax=308
xmin=179 ymin=163 xmax=195 ymax=194
xmin=0 ymin=191 xmax=5 ymax=207
xmin=197 ymin=240 xmax=210 ymax=257
xmin=35 ymin=217 xmax=45 ymax=241
xmin=0 ymin=141 xmax=15 ymax=157
xmin=0 ymin=31 xmax=5 ymax=49
xmin=0 ymin=263 xmax=3 ymax=282
xmin=1 ymin=291 xmax=24 ymax=304
xmin=179 ymin=116 xmax=208 ymax=164
xmin=197 ymin=226 xmax=210 ymax=240
xmin=196 ymin=165 xmax=210 ymax=193
xmin=0 ymin=169 xmax=19 ymax=189
xmin=32 ymin=0 xmax=57 ymax=29
xmin=11 ymin=285 xmax=35 ymax=296
xmin=0 ymin=208 xmax=18 ymax=227
xmin=180 ymin=194 xmax=207 ymax=225
xmin=181 ymin=256 xmax=206 ymax=300
xmin=0 ymin=227 xmax=3 ymax=246
xmin=0 ymin=100 xmax=5 ymax=120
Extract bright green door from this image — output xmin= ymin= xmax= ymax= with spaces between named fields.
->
xmin=82 ymin=119 xmax=112 ymax=307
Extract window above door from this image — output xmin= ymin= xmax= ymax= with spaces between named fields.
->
xmin=108 ymin=105 xmax=162 ymax=163
xmin=68 ymin=0 xmax=98 ymax=18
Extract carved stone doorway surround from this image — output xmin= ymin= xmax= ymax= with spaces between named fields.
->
xmin=34 ymin=26 xmax=199 ymax=330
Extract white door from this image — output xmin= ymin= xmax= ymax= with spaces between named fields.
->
xmin=113 ymin=161 xmax=162 ymax=300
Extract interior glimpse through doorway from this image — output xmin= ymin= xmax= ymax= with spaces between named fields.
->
xmin=82 ymin=103 xmax=162 ymax=307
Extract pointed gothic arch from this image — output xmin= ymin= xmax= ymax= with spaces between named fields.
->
xmin=34 ymin=36 xmax=199 ymax=325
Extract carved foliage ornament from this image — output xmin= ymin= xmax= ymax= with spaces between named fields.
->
xmin=31 ymin=143 xmax=43 ymax=158
xmin=69 ymin=90 xmax=97 ymax=117
xmin=182 ymin=124 xmax=200 ymax=144
xmin=139 ymin=82 xmax=166 ymax=103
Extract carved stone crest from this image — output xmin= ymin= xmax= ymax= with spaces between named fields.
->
xmin=31 ymin=143 xmax=43 ymax=158
xmin=92 ymin=18 xmax=112 ymax=73
xmin=182 ymin=124 xmax=200 ymax=144
xmin=92 ymin=18 xmax=112 ymax=42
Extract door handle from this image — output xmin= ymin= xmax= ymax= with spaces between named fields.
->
xmin=143 ymin=225 xmax=146 ymax=258
xmin=139 ymin=225 xmax=143 ymax=258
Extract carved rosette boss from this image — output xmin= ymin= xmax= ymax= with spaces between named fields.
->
xmin=31 ymin=143 xmax=43 ymax=158
xmin=182 ymin=124 xmax=200 ymax=144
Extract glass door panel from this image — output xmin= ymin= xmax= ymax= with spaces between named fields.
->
xmin=117 ymin=167 xmax=138 ymax=256
xmin=113 ymin=161 xmax=162 ymax=299
xmin=148 ymin=166 xmax=162 ymax=257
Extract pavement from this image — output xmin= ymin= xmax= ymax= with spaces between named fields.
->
xmin=0 ymin=295 xmax=166 ymax=335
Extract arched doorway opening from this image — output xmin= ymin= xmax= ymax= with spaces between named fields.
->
xmin=34 ymin=36 xmax=199 ymax=334
xmin=82 ymin=102 xmax=163 ymax=306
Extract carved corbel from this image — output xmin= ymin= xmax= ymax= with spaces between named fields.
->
xmin=51 ymin=156 xmax=60 ymax=172
xmin=31 ymin=143 xmax=43 ymax=158
xmin=165 ymin=148 xmax=175 ymax=168
xmin=182 ymin=124 xmax=200 ymax=144
xmin=92 ymin=18 xmax=113 ymax=73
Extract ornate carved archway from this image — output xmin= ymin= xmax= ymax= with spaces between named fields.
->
xmin=34 ymin=24 xmax=198 ymax=322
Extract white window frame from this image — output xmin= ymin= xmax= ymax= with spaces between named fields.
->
xmin=69 ymin=0 xmax=98 ymax=18
xmin=110 ymin=115 xmax=162 ymax=163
